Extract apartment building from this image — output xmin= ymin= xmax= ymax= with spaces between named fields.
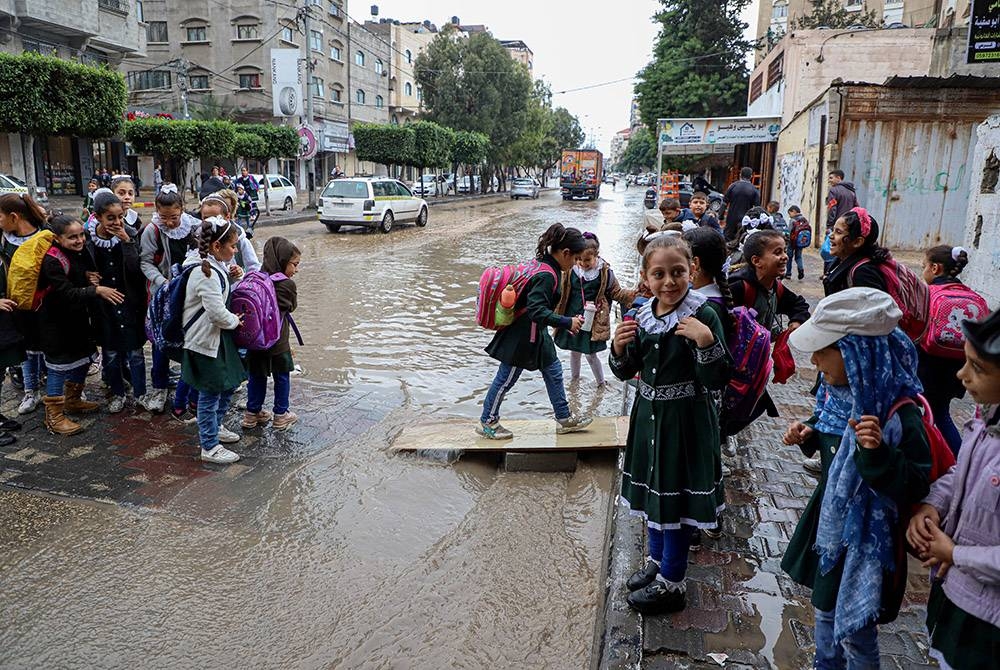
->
xmin=364 ymin=20 xmax=435 ymax=125
xmin=500 ymin=39 xmax=533 ymax=76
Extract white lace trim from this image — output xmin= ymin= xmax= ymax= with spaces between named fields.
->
xmin=153 ymin=211 xmax=199 ymax=240
xmin=573 ymin=258 xmax=604 ymax=282
xmin=635 ymin=289 xmax=707 ymax=335
xmin=622 ymin=472 xmax=724 ymax=498
xmin=3 ymin=230 xmax=37 ymax=247
xmin=90 ymin=231 xmax=120 ymax=249
xmin=621 ymin=497 xmax=726 ymax=531
xmin=694 ymin=284 xmax=722 ymax=300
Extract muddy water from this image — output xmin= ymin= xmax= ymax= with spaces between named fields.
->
xmin=0 ymin=188 xmax=647 ymax=669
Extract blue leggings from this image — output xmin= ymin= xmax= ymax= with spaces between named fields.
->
xmin=647 ymin=525 xmax=694 ymax=581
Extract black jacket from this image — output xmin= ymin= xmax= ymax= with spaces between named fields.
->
xmin=822 ymin=252 xmax=886 ymax=297
xmin=723 ymin=179 xmax=761 ymax=238
xmin=86 ymin=226 xmax=147 ymax=351
xmin=37 ymin=245 xmax=98 ymax=365
xmin=826 ymin=181 xmax=859 ymax=230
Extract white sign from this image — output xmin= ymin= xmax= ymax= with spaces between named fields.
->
xmin=322 ymin=121 xmax=351 ymax=153
xmin=657 ymin=116 xmax=781 ymax=147
xmin=271 ymin=48 xmax=302 ymax=117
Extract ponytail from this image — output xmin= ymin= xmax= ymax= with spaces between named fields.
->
xmin=926 ymin=244 xmax=969 ymax=279
xmin=535 ymin=223 xmax=587 ymax=259
xmin=198 ymin=216 xmax=238 ymax=277
xmin=0 ymin=193 xmax=47 ymax=230
xmin=683 ymin=226 xmax=737 ymax=328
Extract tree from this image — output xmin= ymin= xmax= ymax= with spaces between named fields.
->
xmin=353 ymin=123 xmax=416 ymax=173
xmin=450 ymin=131 xmax=490 ymax=196
xmin=616 ymin=127 xmax=656 ymax=173
xmin=124 ymin=119 xmax=236 ymax=192
xmin=234 ymin=124 xmax=299 ymax=169
xmin=634 ymin=0 xmax=754 ymax=131
xmin=409 ymin=121 xmax=454 ymax=195
xmin=0 ymin=51 xmax=127 ymax=189
xmin=794 ymin=0 xmax=881 ymax=29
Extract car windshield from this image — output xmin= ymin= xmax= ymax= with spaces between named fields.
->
xmin=322 ymin=180 xmax=369 ymax=198
xmin=513 ymin=179 xmax=533 ymax=185
xmin=7 ymin=175 xmax=26 ymax=186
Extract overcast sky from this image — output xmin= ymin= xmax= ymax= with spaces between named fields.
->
xmin=358 ymin=0 xmax=759 ymax=155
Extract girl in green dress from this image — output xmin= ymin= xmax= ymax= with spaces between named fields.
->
xmin=610 ymin=233 xmax=731 ymax=615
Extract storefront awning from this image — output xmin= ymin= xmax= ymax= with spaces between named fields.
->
xmin=656 ymin=116 xmax=781 ymax=155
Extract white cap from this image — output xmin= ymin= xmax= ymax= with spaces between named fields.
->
xmin=789 ymin=287 xmax=901 ymax=353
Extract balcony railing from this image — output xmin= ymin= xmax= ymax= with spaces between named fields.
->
xmin=98 ymin=0 xmax=130 ymax=15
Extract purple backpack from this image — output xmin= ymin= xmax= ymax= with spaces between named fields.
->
xmin=231 ymin=271 xmax=285 ymax=351
xmin=722 ymin=306 xmax=774 ymax=422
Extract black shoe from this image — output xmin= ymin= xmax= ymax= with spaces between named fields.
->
xmin=627 ymin=579 xmax=687 ymax=614
xmin=627 ymin=560 xmax=660 ymax=592
xmin=704 ymin=525 xmax=723 ymax=540
xmin=798 ymin=270 xmax=805 ymax=280
xmin=8 ymin=366 xmax=23 ymax=392
xmin=0 ymin=431 xmax=16 ymax=447
xmin=689 ymin=529 xmax=703 ymax=551
xmin=0 ymin=414 xmax=21 ymax=432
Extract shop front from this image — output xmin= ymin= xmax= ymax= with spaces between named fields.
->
xmin=32 ymin=136 xmax=127 ymax=197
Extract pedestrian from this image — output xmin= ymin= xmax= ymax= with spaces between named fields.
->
xmin=198 ymin=166 xmax=225 ymax=200
xmin=478 ymin=223 xmax=594 ymax=440
xmin=658 ymin=198 xmax=696 ymax=229
xmin=0 ymin=279 xmax=21 ymax=446
xmin=826 ymin=169 xmax=859 ymax=235
xmin=109 ymin=175 xmax=142 ymax=231
xmin=242 ymin=237 xmax=301 ymax=432
xmin=767 ymin=200 xmax=788 ymax=241
xmin=611 ymin=232 xmax=731 ymax=614
xmin=786 ymin=205 xmax=810 ymax=280
xmin=822 ymin=208 xmax=888 ymax=296
xmin=330 ymin=165 xmax=345 ymax=180
xmin=689 ymin=192 xmax=722 ymax=236
xmin=0 ymin=193 xmax=49 ymax=415
xmin=234 ymin=167 xmax=259 ymax=202
xmin=200 ymin=190 xmax=260 ymax=274
xmin=908 ymin=307 xmax=1000 ymax=670
xmin=552 ymin=232 xmax=634 ymax=386
xmin=38 ymin=215 xmax=125 ymax=434
xmin=781 ymin=287 xmax=931 ymax=668
xmin=234 ymin=184 xmax=258 ymax=239
xmin=153 ymin=164 xmax=163 ymax=195
xmin=140 ymin=184 xmax=200 ymax=417
xmin=181 ymin=216 xmax=246 ymax=464
xmin=99 ymin=168 xmax=111 ymax=189
xmin=82 ymin=178 xmax=99 ymax=218
xmin=723 ymin=167 xmax=760 ymax=241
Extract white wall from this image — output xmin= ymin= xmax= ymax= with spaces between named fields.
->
xmin=964 ymin=115 xmax=1000 ymax=309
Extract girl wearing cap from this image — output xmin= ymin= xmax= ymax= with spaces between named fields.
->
xmin=823 ymin=208 xmax=888 ymax=295
xmin=780 ymin=287 xmax=932 ymax=667
xmin=908 ymin=307 xmax=1000 ymax=670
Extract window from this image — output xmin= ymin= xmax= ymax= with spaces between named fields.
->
xmin=845 ymin=0 xmax=863 ymax=7
xmin=136 ymin=0 xmax=143 ymax=21
xmin=81 ymin=50 xmax=110 ymax=67
xmin=772 ymin=1 xmax=788 ymax=18
xmin=416 ymin=88 xmax=422 ymax=102
xmin=391 ymin=115 xmax=399 ymax=124
xmin=404 ymin=49 xmax=412 ymax=64
xmin=330 ymin=45 xmax=342 ymax=60
xmin=146 ymin=21 xmax=168 ymax=43
xmin=282 ymin=26 xmax=294 ymax=42
xmin=356 ymin=89 xmax=365 ymax=104
xmin=355 ymin=50 xmax=365 ymax=66
xmin=309 ymin=0 xmax=322 ymax=5
xmin=237 ymin=24 xmax=259 ymax=40
xmin=373 ymin=182 xmax=392 ymax=198
xmin=748 ymin=73 xmax=763 ymax=103
xmin=311 ymin=76 xmax=325 ymax=98
xmin=189 ymin=74 xmax=209 ymax=90
xmin=375 ymin=95 xmax=384 ymax=108
xmin=127 ymin=70 xmax=172 ymax=90
xmin=329 ymin=2 xmax=341 ymax=16
xmin=404 ymin=82 xmax=413 ymax=96
xmin=393 ymin=181 xmax=412 ymax=197
xmin=375 ymin=59 xmax=383 ymax=74
xmin=22 ymin=37 xmax=59 ymax=56
xmin=186 ymin=26 xmax=207 ymax=42
xmin=239 ymin=73 xmax=262 ymax=89
xmin=331 ymin=88 xmax=342 ymax=102
xmin=310 ymin=30 xmax=322 ymax=52
xmin=767 ymin=52 xmax=784 ymax=89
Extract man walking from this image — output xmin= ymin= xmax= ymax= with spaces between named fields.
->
xmin=825 ymin=169 xmax=859 ymax=233
xmin=723 ymin=166 xmax=760 ymax=241
xmin=153 ymin=163 xmax=163 ymax=195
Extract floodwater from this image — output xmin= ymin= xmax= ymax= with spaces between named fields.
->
xmin=0 ymin=187 xmax=647 ymax=669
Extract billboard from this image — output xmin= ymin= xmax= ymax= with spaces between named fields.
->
xmin=967 ymin=0 xmax=1000 ymax=63
xmin=657 ymin=117 xmax=781 ymax=147
xmin=270 ymin=48 xmax=302 ymax=117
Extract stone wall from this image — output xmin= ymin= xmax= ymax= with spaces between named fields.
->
xmin=964 ymin=115 xmax=1000 ymax=307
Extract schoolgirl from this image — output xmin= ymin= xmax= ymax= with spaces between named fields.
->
xmin=140 ymin=184 xmax=200 ymax=416
xmin=781 ymin=288 xmax=931 ymax=667
xmin=0 ymin=193 xmax=48 ymax=415
xmin=199 ymin=190 xmax=260 ymax=275
xmin=611 ymin=233 xmax=731 ymax=614
xmin=479 ymin=223 xmax=593 ymax=440
xmin=553 ymin=232 xmax=634 ymax=385
xmin=181 ymin=216 xmax=246 ymax=464
xmin=823 ymin=208 xmax=888 ymax=296
xmin=242 ymin=237 xmax=301 ymax=431
xmin=82 ymin=178 xmax=99 ymax=218
xmin=111 ymin=175 xmax=143 ymax=231
xmin=86 ymin=191 xmax=154 ymax=413
xmin=683 ymin=227 xmax=735 ymax=336
xmin=908 ymin=307 xmax=1000 ymax=670
xmin=38 ymin=215 xmax=125 ymax=435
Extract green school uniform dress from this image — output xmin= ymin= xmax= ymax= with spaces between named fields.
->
xmin=182 ymin=332 xmax=245 ymax=395
xmin=609 ymin=291 xmax=731 ymax=529
xmin=554 ymin=263 xmax=607 ymax=355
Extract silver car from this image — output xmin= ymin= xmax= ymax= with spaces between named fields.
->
xmin=510 ymin=177 xmax=540 ymax=200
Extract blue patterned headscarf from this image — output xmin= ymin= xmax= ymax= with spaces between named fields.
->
xmin=814 ymin=328 xmax=923 ymax=643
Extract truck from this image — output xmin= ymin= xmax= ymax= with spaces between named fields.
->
xmin=560 ymin=149 xmax=603 ymax=201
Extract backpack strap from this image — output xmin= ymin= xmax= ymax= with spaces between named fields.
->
xmin=45 ymin=246 xmax=70 ymax=275
xmin=847 ymin=258 xmax=871 ymax=287
xmin=286 ymin=313 xmax=304 ymax=346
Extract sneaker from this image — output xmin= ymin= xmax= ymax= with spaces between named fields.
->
xmin=107 ymin=395 xmax=126 ymax=414
xmin=626 ymin=560 xmax=660 ymax=592
xmin=170 ymin=407 xmax=198 ymax=425
xmin=798 ymin=270 xmax=805 ymax=280
xmin=272 ymin=411 xmax=298 ymax=431
xmin=217 ymin=425 xmax=240 ymax=444
xmin=17 ymin=390 xmax=40 ymax=415
xmin=151 ymin=388 xmax=168 ymax=413
xmin=704 ymin=519 xmax=723 ymax=540
xmin=803 ymin=456 xmax=823 ymax=475
xmin=200 ymin=444 xmax=240 ymax=464
xmin=0 ymin=413 xmax=22 ymax=432
xmin=627 ymin=577 xmax=687 ymax=615
xmin=241 ymin=410 xmax=273 ymax=428
xmin=136 ymin=393 xmax=157 ymax=412
xmin=689 ymin=529 xmax=703 ymax=551
xmin=290 ymin=364 xmax=304 ymax=376
xmin=87 ymin=362 xmax=101 ymax=377
xmin=556 ymin=414 xmax=593 ymax=434
xmin=476 ymin=421 xmax=513 ymax=440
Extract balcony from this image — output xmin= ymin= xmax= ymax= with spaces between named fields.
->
xmin=97 ymin=0 xmax=128 ymax=15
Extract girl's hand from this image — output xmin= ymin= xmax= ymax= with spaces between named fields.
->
xmin=783 ymin=421 xmax=815 ymax=446
xmin=849 ymin=415 xmax=882 ymax=449
xmin=116 ymin=228 xmax=131 ymax=242
xmin=568 ymin=315 xmax=584 ymax=335
xmin=86 ymin=271 xmax=101 ymax=286
xmin=0 ymin=298 xmax=16 ymax=312
xmin=612 ymin=320 xmax=639 ymax=355
xmin=906 ymin=504 xmax=942 ymax=553
xmin=96 ymin=286 xmax=125 ymax=305
xmin=676 ymin=316 xmax=714 ymax=349
xmin=920 ymin=520 xmax=955 ymax=578
xmin=228 ymin=265 xmax=244 ymax=280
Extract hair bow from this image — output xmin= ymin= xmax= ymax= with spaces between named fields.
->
xmin=951 ymin=246 xmax=966 ymax=261
xmin=205 ymin=215 xmax=228 ymax=232
xmin=850 ymin=207 xmax=872 ymax=238
xmin=160 ymin=183 xmax=178 ymax=195
xmin=643 ymin=230 xmax=681 ymax=242
xmin=582 ymin=231 xmax=597 ymax=240
xmin=742 ymin=213 xmax=772 ymax=229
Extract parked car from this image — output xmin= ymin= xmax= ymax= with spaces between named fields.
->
xmin=510 ymin=177 xmax=541 ymax=200
xmin=411 ymin=173 xmax=455 ymax=197
xmin=252 ymin=174 xmax=297 ymax=210
xmin=318 ymin=177 xmax=428 ymax=233
xmin=457 ymin=175 xmax=498 ymax=193
xmin=0 ymin=174 xmax=48 ymax=203
xmin=678 ymin=180 xmax=725 ymax=214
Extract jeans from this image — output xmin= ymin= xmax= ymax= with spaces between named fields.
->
xmin=22 ymin=353 xmax=46 ymax=392
xmin=813 ymin=607 xmax=880 ymax=669
xmin=150 ymin=345 xmax=170 ymax=390
xmin=647 ymin=525 xmax=694 ymax=581
xmin=103 ymin=348 xmax=147 ymax=398
xmin=174 ymin=380 xmax=199 ymax=412
xmin=247 ymin=371 xmax=291 ymax=415
xmin=786 ymin=246 xmax=804 ymax=276
xmin=45 ymin=364 xmax=88 ymax=397
xmin=197 ymin=388 xmax=236 ymax=450
xmin=925 ymin=390 xmax=962 ymax=456
xmin=480 ymin=358 xmax=570 ymax=424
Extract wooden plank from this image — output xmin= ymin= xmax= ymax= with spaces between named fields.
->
xmin=390 ymin=416 xmax=630 ymax=453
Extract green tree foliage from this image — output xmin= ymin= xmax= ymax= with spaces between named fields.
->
xmin=236 ymin=124 xmax=299 ymax=161
xmin=410 ymin=120 xmax=454 ymax=170
xmin=124 ymin=119 xmax=236 ymax=189
xmin=353 ymin=123 xmax=416 ymax=170
xmin=451 ymin=130 xmax=490 ymax=194
xmin=634 ymin=0 xmax=753 ymax=131
xmin=616 ymin=127 xmax=657 ymax=173
xmin=794 ymin=0 xmax=881 ymax=29
xmin=232 ymin=132 xmax=268 ymax=163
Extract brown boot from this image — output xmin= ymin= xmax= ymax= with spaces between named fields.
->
xmin=43 ymin=396 xmax=83 ymax=436
xmin=63 ymin=381 xmax=100 ymax=414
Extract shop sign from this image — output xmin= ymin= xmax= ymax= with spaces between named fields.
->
xmin=271 ymin=48 xmax=303 ymax=117
xmin=657 ymin=116 xmax=781 ymax=147
xmin=968 ymin=0 xmax=1000 ymax=63
xmin=298 ymin=124 xmax=317 ymax=160
xmin=322 ymin=121 xmax=351 ymax=153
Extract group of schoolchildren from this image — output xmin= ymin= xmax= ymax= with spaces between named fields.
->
xmin=479 ymin=203 xmax=999 ymax=666
xmin=0 ymin=178 xmax=302 ymax=466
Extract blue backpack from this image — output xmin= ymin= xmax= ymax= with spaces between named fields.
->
xmin=145 ymin=264 xmax=225 ymax=359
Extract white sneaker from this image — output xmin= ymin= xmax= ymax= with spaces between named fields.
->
xmin=107 ymin=395 xmax=126 ymax=413
xmin=135 ymin=393 xmax=156 ymax=412
xmin=200 ymin=444 xmax=240 ymax=464
xmin=17 ymin=390 xmax=39 ymax=415
xmin=217 ymin=425 xmax=240 ymax=444
xmin=146 ymin=388 xmax=167 ymax=413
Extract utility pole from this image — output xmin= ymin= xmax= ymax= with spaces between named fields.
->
xmin=177 ymin=58 xmax=191 ymax=120
xmin=302 ymin=1 xmax=316 ymax=207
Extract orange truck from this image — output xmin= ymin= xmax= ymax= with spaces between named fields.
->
xmin=560 ymin=149 xmax=603 ymax=201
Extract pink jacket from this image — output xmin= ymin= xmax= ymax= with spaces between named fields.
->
xmin=922 ymin=410 xmax=1000 ymax=628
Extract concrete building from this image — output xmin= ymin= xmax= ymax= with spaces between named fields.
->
xmin=500 ymin=39 xmax=533 ymax=76
xmin=963 ymin=115 xmax=1000 ymax=307
xmin=1 ymin=0 xmax=147 ymax=196
xmin=609 ymin=128 xmax=631 ymax=169
xmin=346 ymin=17 xmax=391 ymax=176
xmin=365 ymin=20 xmax=436 ymax=126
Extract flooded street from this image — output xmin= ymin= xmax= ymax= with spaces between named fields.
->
xmin=0 ymin=187 xmax=647 ymax=669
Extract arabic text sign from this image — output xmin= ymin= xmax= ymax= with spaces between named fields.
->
xmin=657 ymin=117 xmax=781 ymax=147
xmin=968 ymin=0 xmax=1000 ymax=63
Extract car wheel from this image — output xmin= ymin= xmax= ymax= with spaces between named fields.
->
xmin=283 ymin=196 xmax=293 ymax=211
xmin=325 ymin=223 xmax=340 ymax=233
xmin=379 ymin=211 xmax=394 ymax=233
xmin=415 ymin=207 xmax=428 ymax=227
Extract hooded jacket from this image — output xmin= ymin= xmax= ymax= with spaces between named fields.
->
xmin=827 ymin=181 xmax=859 ymax=230
xmin=260 ymin=237 xmax=298 ymax=356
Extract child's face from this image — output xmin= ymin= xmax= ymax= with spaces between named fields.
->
xmin=552 ymin=248 xmax=580 ymax=272
xmin=113 ymin=182 xmax=135 ymax=209
xmin=201 ymin=202 xmax=229 ymax=221
xmin=88 ymin=182 xmax=98 ymax=193
xmin=577 ymin=249 xmax=599 ymax=271
xmin=156 ymin=204 xmax=183 ymax=230
xmin=812 ymin=345 xmax=848 ymax=386
xmin=752 ymin=237 xmax=788 ymax=281
xmin=922 ymin=259 xmax=944 ymax=285
xmin=766 ymin=203 xmax=778 ymax=214
xmin=689 ymin=197 xmax=707 ymax=216
xmin=957 ymin=341 xmax=1000 ymax=405
xmin=641 ymin=246 xmax=691 ymax=311
xmin=285 ymin=254 xmax=301 ymax=278
xmin=829 ymin=218 xmax=864 ymax=259
xmin=210 ymin=235 xmax=239 ymax=263
xmin=57 ymin=222 xmax=86 ymax=252
xmin=661 ymin=207 xmax=679 ymax=221
xmin=788 ymin=209 xmax=799 ymax=219
xmin=97 ymin=205 xmax=125 ymax=235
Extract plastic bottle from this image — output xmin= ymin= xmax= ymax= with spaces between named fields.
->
xmin=500 ymin=285 xmax=517 ymax=309
xmin=582 ymin=301 xmax=597 ymax=332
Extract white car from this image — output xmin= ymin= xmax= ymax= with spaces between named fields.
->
xmin=0 ymin=174 xmax=48 ymax=203
xmin=318 ymin=177 xmax=428 ymax=233
xmin=252 ymin=174 xmax=297 ymax=210
xmin=411 ymin=174 xmax=454 ymax=197
xmin=510 ymin=177 xmax=540 ymax=200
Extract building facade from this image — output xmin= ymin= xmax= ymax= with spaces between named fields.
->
xmin=609 ymin=128 xmax=631 ymax=169
xmin=500 ymin=40 xmax=533 ymax=77
xmin=345 ymin=17 xmax=391 ymax=176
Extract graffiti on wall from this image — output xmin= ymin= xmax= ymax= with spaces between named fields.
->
xmin=777 ymin=152 xmax=805 ymax=209
xmin=862 ymin=160 xmax=969 ymax=198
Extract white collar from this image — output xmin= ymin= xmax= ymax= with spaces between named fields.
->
xmin=572 ymin=258 xmax=604 ymax=282
xmin=90 ymin=230 xmax=120 ymax=249
xmin=695 ymin=284 xmax=722 ymax=299
xmin=125 ymin=209 xmax=138 ymax=225
xmin=636 ymin=289 xmax=707 ymax=334
xmin=3 ymin=229 xmax=37 ymax=247
xmin=154 ymin=211 xmax=199 ymax=240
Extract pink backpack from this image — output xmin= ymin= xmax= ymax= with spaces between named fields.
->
xmin=722 ymin=306 xmax=774 ymax=423
xmin=850 ymin=254 xmax=930 ymax=341
xmin=476 ymin=260 xmax=558 ymax=330
xmin=231 ymin=270 xmax=284 ymax=350
xmin=920 ymin=283 xmax=989 ymax=359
